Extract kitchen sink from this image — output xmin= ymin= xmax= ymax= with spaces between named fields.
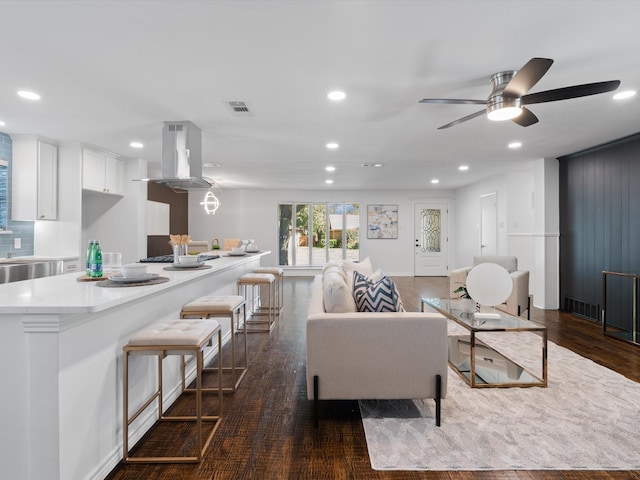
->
xmin=0 ymin=259 xmax=60 ymax=284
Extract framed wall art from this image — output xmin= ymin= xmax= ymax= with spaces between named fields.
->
xmin=367 ymin=204 xmax=398 ymax=239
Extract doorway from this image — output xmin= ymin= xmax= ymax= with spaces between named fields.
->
xmin=414 ymin=202 xmax=449 ymax=276
xmin=480 ymin=193 xmax=497 ymax=256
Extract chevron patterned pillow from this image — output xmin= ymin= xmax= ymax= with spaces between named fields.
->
xmin=352 ymin=271 xmax=405 ymax=312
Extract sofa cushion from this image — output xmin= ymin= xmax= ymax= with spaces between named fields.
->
xmin=323 ymin=260 xmax=343 ymax=275
xmin=352 ymin=270 xmax=405 ymax=312
xmin=323 ymin=270 xmax=357 ymax=313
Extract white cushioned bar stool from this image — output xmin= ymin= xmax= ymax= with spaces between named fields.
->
xmin=122 ymin=319 xmax=222 ymax=463
xmin=180 ymin=295 xmax=248 ymax=393
xmin=237 ymin=272 xmax=276 ymax=332
xmin=253 ymin=267 xmax=284 ymax=316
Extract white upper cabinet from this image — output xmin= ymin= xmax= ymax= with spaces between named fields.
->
xmin=82 ymin=148 xmax=124 ymax=195
xmin=12 ymin=135 xmax=58 ymax=221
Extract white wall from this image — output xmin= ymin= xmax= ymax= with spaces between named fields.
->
xmin=188 ymin=188 xmax=454 ymax=276
xmin=81 ymin=158 xmax=148 ymax=265
xmin=187 ymin=163 xmax=560 ymax=309
xmin=452 ymin=163 xmax=536 ymax=286
xmin=450 ymin=160 xmax=565 ymax=309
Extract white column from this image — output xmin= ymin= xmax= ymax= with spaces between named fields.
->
xmin=533 ymin=158 xmax=560 ymax=309
xmin=22 ymin=315 xmax=62 ymax=480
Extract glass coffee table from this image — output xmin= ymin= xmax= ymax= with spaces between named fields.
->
xmin=422 ymin=298 xmax=547 ymax=388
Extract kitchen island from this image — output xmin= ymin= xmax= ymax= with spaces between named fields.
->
xmin=0 ymin=252 xmax=270 ymax=480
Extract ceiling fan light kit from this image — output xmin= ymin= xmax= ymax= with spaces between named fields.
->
xmin=487 ymin=71 xmax=523 ymax=121
xmin=420 ymin=57 xmax=620 ymax=129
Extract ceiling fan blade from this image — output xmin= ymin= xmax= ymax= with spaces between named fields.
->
xmin=503 ymin=58 xmax=554 ymax=98
xmin=420 ymin=98 xmax=486 ymax=105
xmin=522 ymin=80 xmax=621 ymax=105
xmin=438 ymin=109 xmax=486 ymax=129
xmin=511 ymin=107 xmax=539 ymax=127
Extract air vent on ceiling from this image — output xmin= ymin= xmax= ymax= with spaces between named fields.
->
xmin=225 ymin=100 xmax=254 ymax=116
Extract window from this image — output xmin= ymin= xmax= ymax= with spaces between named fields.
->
xmin=278 ymin=202 xmax=359 ymax=266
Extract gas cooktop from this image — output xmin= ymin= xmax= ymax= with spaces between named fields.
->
xmin=139 ymin=254 xmax=220 ymax=263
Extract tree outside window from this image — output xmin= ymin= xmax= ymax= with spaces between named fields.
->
xmin=278 ymin=202 xmax=359 ymax=266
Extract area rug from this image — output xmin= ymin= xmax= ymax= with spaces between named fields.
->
xmin=360 ymin=328 xmax=640 ymax=470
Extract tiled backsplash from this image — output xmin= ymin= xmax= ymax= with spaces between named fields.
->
xmin=0 ymin=132 xmax=35 ymax=258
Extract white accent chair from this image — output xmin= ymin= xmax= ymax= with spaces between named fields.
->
xmin=450 ymin=255 xmax=530 ymax=318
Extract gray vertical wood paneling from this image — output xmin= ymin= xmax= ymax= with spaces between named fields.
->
xmin=559 ymin=133 xmax=640 ymax=328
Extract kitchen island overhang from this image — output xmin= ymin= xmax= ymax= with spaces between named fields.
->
xmin=0 ymin=252 xmax=270 ymax=480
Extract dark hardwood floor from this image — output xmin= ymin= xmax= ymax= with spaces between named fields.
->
xmin=106 ymin=276 xmax=640 ymax=480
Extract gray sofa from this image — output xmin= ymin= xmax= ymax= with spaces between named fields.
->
xmin=306 ymin=274 xmax=449 ymax=426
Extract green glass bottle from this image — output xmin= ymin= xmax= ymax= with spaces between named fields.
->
xmin=86 ymin=240 xmax=95 ymax=276
xmin=87 ymin=240 xmax=103 ymax=278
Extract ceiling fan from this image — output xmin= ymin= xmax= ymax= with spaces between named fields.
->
xmin=420 ymin=57 xmax=620 ymax=129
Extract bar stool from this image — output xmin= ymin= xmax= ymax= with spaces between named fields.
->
xmin=180 ymin=295 xmax=248 ymax=393
xmin=122 ymin=319 xmax=222 ymax=463
xmin=237 ymin=273 xmax=276 ymax=332
xmin=253 ymin=267 xmax=284 ymax=315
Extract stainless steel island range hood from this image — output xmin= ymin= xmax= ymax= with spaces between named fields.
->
xmin=141 ymin=121 xmax=214 ymax=190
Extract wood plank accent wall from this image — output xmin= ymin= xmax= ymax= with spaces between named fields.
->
xmin=146 ymin=182 xmax=188 ymax=257
xmin=559 ymin=133 xmax=640 ymax=329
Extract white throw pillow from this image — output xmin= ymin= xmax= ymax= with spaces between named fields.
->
xmin=369 ymin=268 xmax=385 ymax=283
xmin=343 ymin=257 xmax=374 ymax=290
xmin=323 ymin=270 xmax=357 ymax=313
xmin=343 ymin=256 xmax=373 ymax=276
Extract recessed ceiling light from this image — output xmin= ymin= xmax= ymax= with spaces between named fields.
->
xmin=326 ymin=142 xmax=339 ymax=149
xmin=431 ymin=179 xmax=440 ymax=184
xmin=130 ymin=141 xmax=144 ymax=149
xmin=325 ymin=179 xmax=334 ymax=184
xmin=0 ymin=121 xmax=5 ymax=127
xmin=459 ymin=165 xmax=469 ymax=171
xmin=508 ymin=141 xmax=522 ymax=149
xmin=325 ymin=166 xmax=336 ymax=172
xmin=327 ymin=90 xmax=346 ymax=101
xmin=613 ymin=90 xmax=637 ymax=100
xmin=203 ymin=163 xmax=221 ymax=168
xmin=17 ymin=90 xmax=41 ymax=100
xmin=361 ymin=163 xmax=383 ymax=168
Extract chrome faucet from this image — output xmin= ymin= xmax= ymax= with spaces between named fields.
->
xmin=6 ymin=252 xmax=12 ymax=259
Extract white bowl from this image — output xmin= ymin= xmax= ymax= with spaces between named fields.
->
xmin=178 ymin=255 xmax=199 ymax=265
xmin=246 ymin=243 xmax=259 ymax=252
xmin=231 ymin=247 xmax=244 ymax=255
xmin=120 ymin=264 xmax=147 ymax=278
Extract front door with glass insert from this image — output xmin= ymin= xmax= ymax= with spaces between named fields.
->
xmin=414 ymin=202 xmax=449 ymax=276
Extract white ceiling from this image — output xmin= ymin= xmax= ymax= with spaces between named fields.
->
xmin=1 ymin=0 xmax=639 ymax=191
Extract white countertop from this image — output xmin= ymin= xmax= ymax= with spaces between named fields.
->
xmin=0 ymin=252 xmax=269 ymax=314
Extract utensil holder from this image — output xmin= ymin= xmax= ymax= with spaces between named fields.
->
xmin=173 ymin=244 xmax=187 ymax=263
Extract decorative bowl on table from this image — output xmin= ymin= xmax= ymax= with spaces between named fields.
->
xmin=120 ymin=264 xmax=148 ymax=278
xmin=178 ymin=255 xmax=199 ymax=265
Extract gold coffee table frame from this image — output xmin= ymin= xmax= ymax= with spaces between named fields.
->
xmin=422 ymin=298 xmax=547 ymax=388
